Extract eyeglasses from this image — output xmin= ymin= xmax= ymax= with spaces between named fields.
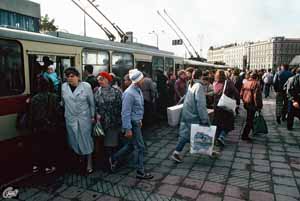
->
xmin=97 ymin=76 xmax=104 ymax=81
xmin=66 ymin=74 xmax=76 ymax=78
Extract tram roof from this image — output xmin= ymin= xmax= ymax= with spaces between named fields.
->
xmin=0 ymin=27 xmax=175 ymax=58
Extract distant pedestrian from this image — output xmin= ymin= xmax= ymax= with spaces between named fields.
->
xmin=262 ymin=69 xmax=273 ymax=98
xmin=109 ymin=69 xmax=153 ymax=180
xmin=84 ymin=65 xmax=98 ymax=91
xmin=62 ymin=67 xmax=95 ymax=174
xmin=240 ymin=72 xmax=263 ymax=141
xmin=174 ymin=70 xmax=187 ymax=103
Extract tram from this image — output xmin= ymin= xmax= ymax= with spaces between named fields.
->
xmin=0 ymin=27 xmax=181 ymax=183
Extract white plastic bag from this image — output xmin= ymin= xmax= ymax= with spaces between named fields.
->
xmin=217 ymin=80 xmax=236 ymax=112
xmin=190 ymin=124 xmax=216 ymax=156
xmin=167 ymin=104 xmax=183 ymax=127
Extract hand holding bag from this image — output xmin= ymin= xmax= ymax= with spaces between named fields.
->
xmin=217 ymin=80 xmax=236 ymax=112
xmin=253 ymin=111 xmax=268 ymax=135
xmin=93 ymin=121 xmax=105 ymax=137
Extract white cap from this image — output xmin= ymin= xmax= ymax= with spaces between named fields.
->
xmin=48 ymin=64 xmax=56 ymax=71
xmin=129 ymin=69 xmax=144 ymax=83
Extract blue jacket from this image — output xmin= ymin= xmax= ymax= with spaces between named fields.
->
xmin=273 ymin=70 xmax=293 ymax=92
xmin=122 ymin=84 xmax=144 ymax=131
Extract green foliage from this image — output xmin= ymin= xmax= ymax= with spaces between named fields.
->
xmin=40 ymin=14 xmax=58 ymax=32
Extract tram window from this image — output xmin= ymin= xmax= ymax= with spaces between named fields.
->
xmin=112 ymin=52 xmax=133 ymax=79
xmin=82 ymin=50 xmax=109 ymax=77
xmin=165 ymin=58 xmax=174 ymax=74
xmin=0 ymin=39 xmax=24 ymax=97
xmin=152 ymin=56 xmax=164 ymax=72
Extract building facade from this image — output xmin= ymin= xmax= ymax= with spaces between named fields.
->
xmin=208 ymin=37 xmax=300 ymax=70
xmin=0 ymin=0 xmax=40 ymax=32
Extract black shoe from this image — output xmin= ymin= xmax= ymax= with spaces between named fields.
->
xmin=171 ymin=153 xmax=183 ymax=163
xmin=276 ymin=117 xmax=281 ymax=124
xmin=45 ymin=166 xmax=56 ymax=174
xmin=282 ymin=115 xmax=287 ymax=121
xmin=136 ymin=171 xmax=153 ymax=180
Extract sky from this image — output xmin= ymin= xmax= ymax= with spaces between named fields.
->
xmin=31 ymin=0 xmax=300 ymax=58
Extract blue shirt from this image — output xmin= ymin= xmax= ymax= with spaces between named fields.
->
xmin=121 ymin=84 xmax=144 ymax=130
xmin=43 ymin=72 xmax=60 ymax=91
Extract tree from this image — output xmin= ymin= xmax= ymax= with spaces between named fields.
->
xmin=40 ymin=14 xmax=58 ymax=33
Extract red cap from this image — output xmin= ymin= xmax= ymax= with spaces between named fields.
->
xmin=98 ymin=71 xmax=113 ymax=82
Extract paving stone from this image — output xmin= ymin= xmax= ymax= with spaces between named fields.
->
xmin=272 ymin=176 xmax=297 ymax=186
xmin=270 ymin=162 xmax=290 ymax=169
xmin=274 ymin=184 xmax=300 ymax=198
xmin=60 ymin=186 xmax=84 ymax=199
xmin=118 ymin=176 xmax=138 ymax=187
xmin=26 ymin=191 xmax=54 ymax=201
xmin=275 ymin=194 xmax=299 ymax=201
xmin=227 ymin=177 xmax=249 ymax=188
xmin=253 ymin=159 xmax=270 ymax=166
xmin=170 ymin=169 xmax=190 ymax=177
xmin=230 ymin=170 xmax=250 ymax=178
xmin=106 ymin=184 xmax=131 ymax=198
xmin=201 ymin=181 xmax=225 ymax=194
xmin=102 ymin=174 xmax=125 ymax=184
xmin=18 ymin=188 xmax=40 ymax=200
xmin=251 ymin=172 xmax=271 ymax=182
xmin=293 ymin=171 xmax=300 ymax=178
xmin=162 ymin=175 xmax=183 ymax=185
xmin=187 ymin=171 xmax=207 ymax=180
xmin=269 ymin=156 xmax=287 ymax=162
xmin=214 ymin=160 xmax=232 ymax=167
xmin=136 ymin=180 xmax=157 ymax=192
xmin=175 ymin=187 xmax=199 ymax=200
xmin=234 ymin=158 xmax=251 ymax=164
xmin=182 ymin=178 xmax=203 ymax=190
xmin=249 ymin=180 xmax=272 ymax=192
xmin=253 ymin=165 xmax=270 ymax=172
xmin=210 ymin=167 xmax=230 ymax=175
xmin=90 ymin=181 xmax=114 ymax=193
xmin=272 ymin=168 xmax=293 ymax=177
xmin=51 ymin=196 xmax=72 ymax=201
xmin=207 ymin=173 xmax=227 ymax=183
xmin=196 ymin=193 xmax=222 ymax=201
xmin=191 ymin=165 xmax=211 ymax=172
xmin=146 ymin=193 xmax=170 ymax=201
xmin=149 ymin=172 xmax=165 ymax=181
xmin=223 ymin=196 xmax=246 ymax=201
xmin=249 ymin=190 xmax=274 ymax=201
xmin=156 ymin=184 xmax=179 ymax=197
xmin=224 ymin=185 xmax=247 ymax=200
xmin=77 ymin=190 xmax=102 ymax=201
xmin=96 ymin=195 xmax=120 ymax=201
xmin=124 ymin=189 xmax=150 ymax=201
xmin=232 ymin=162 xmax=247 ymax=170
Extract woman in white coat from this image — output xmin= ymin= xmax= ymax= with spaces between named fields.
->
xmin=62 ymin=68 xmax=95 ymax=174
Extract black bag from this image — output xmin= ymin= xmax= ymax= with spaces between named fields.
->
xmin=253 ymin=111 xmax=268 ymax=135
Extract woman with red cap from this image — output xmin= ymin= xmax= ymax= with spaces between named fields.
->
xmin=94 ymin=71 xmax=122 ymax=167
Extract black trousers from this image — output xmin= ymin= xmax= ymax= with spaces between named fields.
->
xmin=242 ymin=108 xmax=256 ymax=138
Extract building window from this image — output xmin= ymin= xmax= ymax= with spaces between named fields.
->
xmin=0 ymin=39 xmax=25 ymax=97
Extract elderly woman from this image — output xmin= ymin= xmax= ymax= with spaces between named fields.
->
xmin=94 ymin=72 xmax=122 ymax=163
xmin=213 ymin=70 xmax=240 ymax=146
xmin=171 ymin=69 xmax=210 ymax=163
xmin=61 ymin=67 xmax=95 ymax=174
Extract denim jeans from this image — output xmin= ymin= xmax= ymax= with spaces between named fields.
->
xmin=175 ymin=136 xmax=189 ymax=153
xmin=111 ymin=120 xmax=145 ymax=174
xmin=215 ymin=127 xmax=228 ymax=139
xmin=264 ymin=84 xmax=271 ymax=97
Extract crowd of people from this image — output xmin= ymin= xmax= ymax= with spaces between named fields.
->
xmin=28 ymin=60 xmax=300 ymax=179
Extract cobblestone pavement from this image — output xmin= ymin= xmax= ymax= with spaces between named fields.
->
xmin=2 ymin=96 xmax=300 ymax=201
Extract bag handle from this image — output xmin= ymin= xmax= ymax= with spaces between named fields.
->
xmin=222 ymin=80 xmax=228 ymax=94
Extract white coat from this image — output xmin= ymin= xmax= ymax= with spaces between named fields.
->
xmin=62 ymin=82 xmax=95 ymax=155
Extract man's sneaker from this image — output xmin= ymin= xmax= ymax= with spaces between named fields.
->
xmin=136 ymin=171 xmax=153 ymax=180
xmin=171 ymin=152 xmax=183 ymax=163
xmin=32 ymin=166 xmax=40 ymax=173
xmin=45 ymin=166 xmax=56 ymax=174
xmin=109 ymin=157 xmax=117 ymax=172
xmin=217 ymin=136 xmax=225 ymax=147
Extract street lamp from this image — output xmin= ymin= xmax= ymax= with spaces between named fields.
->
xmin=148 ymin=30 xmax=159 ymax=48
xmin=80 ymin=0 xmax=99 ymax=37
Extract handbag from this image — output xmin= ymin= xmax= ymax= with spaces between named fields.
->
xmin=190 ymin=124 xmax=217 ymax=156
xmin=93 ymin=121 xmax=105 ymax=137
xmin=217 ymin=80 xmax=236 ymax=112
xmin=253 ymin=111 xmax=268 ymax=135
xmin=167 ymin=104 xmax=183 ymax=127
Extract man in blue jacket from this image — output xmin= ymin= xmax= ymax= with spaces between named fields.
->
xmin=109 ymin=69 xmax=153 ymax=180
xmin=273 ymin=64 xmax=293 ymax=124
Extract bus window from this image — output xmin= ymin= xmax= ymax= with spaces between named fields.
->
xmin=112 ymin=52 xmax=133 ymax=79
xmin=165 ymin=58 xmax=174 ymax=74
xmin=0 ymin=39 xmax=24 ymax=97
xmin=82 ymin=49 xmax=109 ymax=77
xmin=152 ymin=56 xmax=164 ymax=72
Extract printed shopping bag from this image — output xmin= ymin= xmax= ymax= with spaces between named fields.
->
xmin=190 ymin=124 xmax=217 ymax=156
xmin=93 ymin=121 xmax=105 ymax=137
xmin=253 ymin=111 xmax=268 ymax=135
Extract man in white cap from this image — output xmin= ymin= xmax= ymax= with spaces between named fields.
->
xmin=109 ymin=69 xmax=153 ymax=179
